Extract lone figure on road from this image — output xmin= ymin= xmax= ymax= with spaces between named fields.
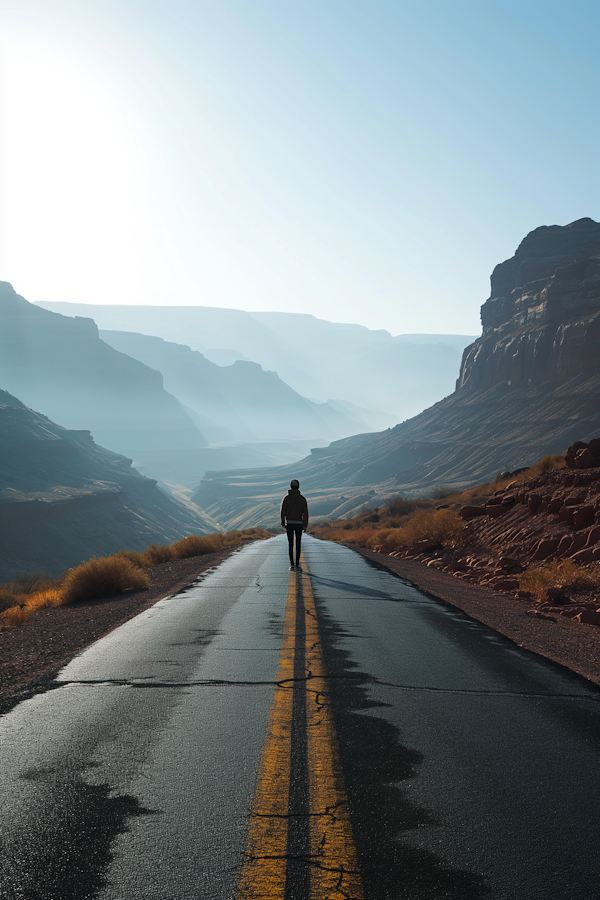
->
xmin=281 ymin=479 xmax=309 ymax=571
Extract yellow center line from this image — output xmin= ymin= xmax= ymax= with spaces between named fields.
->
xmin=235 ymin=555 xmax=364 ymax=899
xmin=234 ymin=575 xmax=297 ymax=899
xmin=301 ymin=564 xmax=364 ymax=900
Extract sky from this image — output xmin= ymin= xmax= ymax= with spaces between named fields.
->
xmin=0 ymin=0 xmax=598 ymax=335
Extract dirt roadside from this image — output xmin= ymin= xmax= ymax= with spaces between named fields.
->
xmin=350 ymin=545 xmax=600 ymax=687
xmin=0 ymin=549 xmax=236 ymax=703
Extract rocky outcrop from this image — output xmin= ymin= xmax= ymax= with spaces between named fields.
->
xmin=457 ymin=217 xmax=600 ymax=391
xmin=194 ymin=218 xmax=600 ymax=529
xmin=389 ymin=439 xmax=600 ymax=628
xmin=0 ymin=391 xmax=218 ymax=579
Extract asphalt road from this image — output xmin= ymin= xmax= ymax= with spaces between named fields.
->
xmin=1 ymin=536 xmax=600 ymax=900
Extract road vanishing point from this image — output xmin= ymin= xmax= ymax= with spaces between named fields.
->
xmin=1 ymin=536 xmax=600 ymax=899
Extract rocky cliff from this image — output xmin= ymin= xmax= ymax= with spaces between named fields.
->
xmin=194 ymin=218 xmax=600 ymax=528
xmin=458 ymin=217 xmax=600 ymax=392
xmin=0 ymin=391 xmax=218 ymax=579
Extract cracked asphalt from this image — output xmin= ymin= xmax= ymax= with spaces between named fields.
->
xmin=1 ymin=535 xmax=600 ymax=899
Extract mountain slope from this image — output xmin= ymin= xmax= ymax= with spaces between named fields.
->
xmin=194 ymin=217 xmax=600 ymax=528
xmin=0 ymin=283 xmax=204 ymax=458
xmin=0 ymin=391 xmax=218 ymax=579
xmin=36 ymin=301 xmax=475 ymax=421
xmin=98 ymin=329 xmax=365 ymax=442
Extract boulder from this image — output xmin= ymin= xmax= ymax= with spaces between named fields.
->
xmin=576 ymin=609 xmax=600 ymax=626
xmin=557 ymin=507 xmax=575 ymax=525
xmin=460 ymin=505 xmax=488 ymax=519
xmin=566 ymin=441 xmax=589 ymax=468
xmin=543 ymin=586 xmax=570 ymax=605
xmin=585 ymin=525 xmax=600 ymax=547
xmin=486 ymin=503 xmax=510 ymax=519
xmin=531 ymin=537 xmax=560 ymax=561
xmin=567 ymin=532 xmax=588 ymax=555
xmin=575 ymin=448 xmax=596 ymax=469
xmin=557 ymin=534 xmax=574 ymax=556
xmin=528 ymin=494 xmax=543 ymax=514
xmin=499 ymin=556 xmax=523 ymax=574
xmin=587 ymin=437 xmax=600 ymax=457
xmin=573 ymin=506 xmax=595 ymax=529
xmin=570 ymin=548 xmax=595 ymax=563
xmin=547 ymin=497 xmax=564 ymax=514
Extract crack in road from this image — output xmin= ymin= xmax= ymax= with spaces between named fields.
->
xmin=54 ymin=676 xmax=600 ymax=700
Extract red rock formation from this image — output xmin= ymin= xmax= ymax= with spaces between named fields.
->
xmin=399 ymin=438 xmax=600 ymax=629
xmin=457 ymin=218 xmax=600 ymax=394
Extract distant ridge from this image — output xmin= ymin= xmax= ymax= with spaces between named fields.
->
xmin=0 ymin=282 xmax=204 ymax=458
xmin=35 ymin=301 xmax=475 ymax=422
xmin=99 ymin=329 xmax=365 ymax=443
xmin=194 ymin=218 xmax=600 ymax=528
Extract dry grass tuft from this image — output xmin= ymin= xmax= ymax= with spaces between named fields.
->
xmin=0 ymin=589 xmax=18 ymax=614
xmin=113 ymin=549 xmax=147 ymax=568
xmin=61 ymin=556 xmax=150 ymax=604
xmin=376 ymin=508 xmax=462 ymax=553
xmin=140 ymin=543 xmax=174 ymax=567
xmin=0 ymin=527 xmax=271 ymax=630
xmin=524 ymin=454 xmax=564 ymax=480
xmin=518 ymin=559 xmax=600 ymax=600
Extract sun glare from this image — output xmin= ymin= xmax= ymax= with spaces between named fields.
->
xmin=0 ymin=41 xmax=146 ymax=303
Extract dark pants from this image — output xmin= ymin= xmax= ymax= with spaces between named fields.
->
xmin=286 ymin=524 xmax=303 ymax=566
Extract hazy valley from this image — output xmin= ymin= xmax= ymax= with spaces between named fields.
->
xmin=2 ymin=217 xmax=599 ymax=571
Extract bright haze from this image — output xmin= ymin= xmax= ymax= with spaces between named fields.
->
xmin=1 ymin=0 xmax=598 ymax=334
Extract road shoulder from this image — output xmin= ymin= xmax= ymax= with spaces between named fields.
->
xmin=349 ymin=545 xmax=600 ymax=687
xmin=0 ymin=549 xmax=237 ymax=701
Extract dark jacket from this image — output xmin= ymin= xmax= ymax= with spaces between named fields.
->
xmin=281 ymin=489 xmax=309 ymax=528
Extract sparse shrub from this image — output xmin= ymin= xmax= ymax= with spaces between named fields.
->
xmin=431 ymin=485 xmax=453 ymax=501
xmin=3 ymin=605 xmax=29 ymax=627
xmin=171 ymin=534 xmax=225 ymax=558
xmin=140 ymin=543 xmax=174 ymax=567
xmin=524 ymin=454 xmax=564 ymax=479
xmin=518 ymin=559 xmax=600 ymax=600
xmin=0 ymin=590 xmax=18 ymax=613
xmin=385 ymin=495 xmax=421 ymax=517
xmin=372 ymin=508 xmax=462 ymax=554
xmin=114 ymin=549 xmax=147 ymax=568
xmin=61 ymin=556 xmax=149 ymax=604
xmin=0 ymin=528 xmax=271 ymax=631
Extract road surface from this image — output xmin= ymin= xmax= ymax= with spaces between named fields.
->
xmin=1 ymin=536 xmax=600 ymax=899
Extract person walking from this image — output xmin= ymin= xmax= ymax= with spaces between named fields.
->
xmin=281 ymin=479 xmax=309 ymax=571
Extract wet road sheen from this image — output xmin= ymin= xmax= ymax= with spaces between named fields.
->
xmin=1 ymin=536 xmax=600 ymax=899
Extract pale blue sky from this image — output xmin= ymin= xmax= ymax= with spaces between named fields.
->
xmin=1 ymin=0 xmax=598 ymax=333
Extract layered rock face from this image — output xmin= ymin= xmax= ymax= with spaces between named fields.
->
xmin=195 ymin=218 xmax=600 ymax=529
xmin=458 ymin=217 xmax=600 ymax=392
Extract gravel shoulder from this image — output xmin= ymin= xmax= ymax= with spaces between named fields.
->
xmin=0 ymin=549 xmax=236 ymax=703
xmin=350 ymin=545 xmax=600 ymax=687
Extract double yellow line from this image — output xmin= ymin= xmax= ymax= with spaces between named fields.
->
xmin=235 ymin=557 xmax=364 ymax=900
